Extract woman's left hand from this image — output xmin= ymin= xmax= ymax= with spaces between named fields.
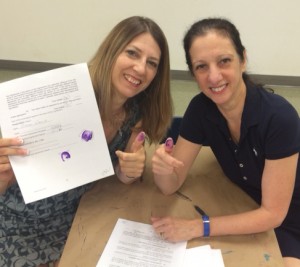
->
xmin=115 ymin=132 xmax=146 ymax=183
xmin=151 ymin=216 xmax=201 ymax=242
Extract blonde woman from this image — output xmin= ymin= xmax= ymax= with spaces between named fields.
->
xmin=0 ymin=16 xmax=172 ymax=267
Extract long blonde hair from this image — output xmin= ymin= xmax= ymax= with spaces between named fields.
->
xmin=88 ymin=16 xmax=173 ymax=143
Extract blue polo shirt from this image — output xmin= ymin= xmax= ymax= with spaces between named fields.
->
xmin=181 ymin=82 xmax=300 ymax=257
xmin=180 ymin=82 xmax=300 ymax=205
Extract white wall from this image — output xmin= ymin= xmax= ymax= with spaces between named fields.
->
xmin=1 ymin=0 xmax=299 ymax=76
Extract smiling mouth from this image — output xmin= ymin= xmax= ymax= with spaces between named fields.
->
xmin=124 ymin=74 xmax=141 ymax=86
xmin=210 ymin=84 xmax=227 ymax=93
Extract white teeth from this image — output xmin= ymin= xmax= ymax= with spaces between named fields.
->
xmin=125 ymin=74 xmax=141 ymax=85
xmin=211 ymin=85 xmax=226 ymax=92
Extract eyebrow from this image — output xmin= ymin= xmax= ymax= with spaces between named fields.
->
xmin=192 ymin=54 xmax=234 ymax=64
xmin=191 ymin=60 xmax=205 ymax=67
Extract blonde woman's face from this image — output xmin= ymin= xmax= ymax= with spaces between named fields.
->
xmin=111 ymin=32 xmax=161 ymax=101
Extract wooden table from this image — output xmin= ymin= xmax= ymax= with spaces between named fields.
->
xmin=59 ymin=145 xmax=284 ymax=267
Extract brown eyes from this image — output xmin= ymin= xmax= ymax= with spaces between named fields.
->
xmin=125 ymin=49 xmax=158 ymax=69
xmin=126 ymin=49 xmax=137 ymax=57
xmin=194 ymin=64 xmax=207 ymax=72
xmin=147 ymin=61 xmax=158 ymax=68
xmin=220 ymin=58 xmax=231 ymax=65
xmin=194 ymin=58 xmax=232 ymax=72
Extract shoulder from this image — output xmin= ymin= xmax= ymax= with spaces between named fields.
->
xmin=246 ymin=83 xmax=299 ymax=122
xmin=247 ymin=85 xmax=300 ymax=159
xmin=253 ymin=84 xmax=295 ymax=110
xmin=261 ymin=89 xmax=299 ymax=124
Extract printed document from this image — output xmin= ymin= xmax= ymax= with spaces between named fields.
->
xmin=97 ymin=218 xmax=225 ymax=267
xmin=0 ymin=63 xmax=114 ymax=203
xmin=97 ymin=218 xmax=187 ymax=267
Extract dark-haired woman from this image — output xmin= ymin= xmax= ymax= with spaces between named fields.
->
xmin=151 ymin=18 xmax=300 ymax=267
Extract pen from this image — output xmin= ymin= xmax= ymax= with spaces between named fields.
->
xmin=194 ymin=205 xmax=206 ymax=216
xmin=175 ymin=191 xmax=192 ymax=202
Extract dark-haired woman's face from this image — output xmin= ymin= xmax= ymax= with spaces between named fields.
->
xmin=189 ymin=32 xmax=246 ymax=107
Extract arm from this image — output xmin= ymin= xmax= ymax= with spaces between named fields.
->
xmin=151 ymin=153 xmax=298 ymax=242
xmin=210 ymin=153 xmax=297 ymax=236
xmin=152 ymin=136 xmax=201 ymax=195
xmin=0 ymin=137 xmax=28 ymax=194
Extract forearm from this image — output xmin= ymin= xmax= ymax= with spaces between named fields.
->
xmin=153 ymin=171 xmax=182 ymax=195
xmin=208 ymin=207 xmax=283 ymax=237
xmin=184 ymin=207 xmax=283 ymax=242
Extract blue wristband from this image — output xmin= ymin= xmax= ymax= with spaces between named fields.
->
xmin=202 ymin=215 xmax=210 ymax=237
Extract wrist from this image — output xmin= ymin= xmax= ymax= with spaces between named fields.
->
xmin=0 ymin=174 xmax=16 ymax=195
xmin=114 ymin=165 xmax=140 ymax=184
xmin=202 ymin=215 xmax=210 ymax=237
xmin=0 ymin=180 xmax=10 ymax=195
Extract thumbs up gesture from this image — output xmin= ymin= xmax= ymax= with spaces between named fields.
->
xmin=152 ymin=137 xmax=184 ymax=176
xmin=115 ymin=132 xmax=146 ymax=183
xmin=164 ymin=137 xmax=174 ymax=153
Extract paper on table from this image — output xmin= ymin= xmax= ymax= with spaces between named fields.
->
xmin=97 ymin=218 xmax=187 ymax=267
xmin=0 ymin=63 xmax=114 ymax=203
xmin=183 ymin=245 xmax=225 ymax=267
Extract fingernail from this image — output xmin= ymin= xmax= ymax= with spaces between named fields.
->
xmin=20 ymin=148 xmax=29 ymax=155
xmin=16 ymin=137 xmax=24 ymax=144
xmin=165 ymin=137 xmax=173 ymax=149
xmin=137 ymin=131 xmax=145 ymax=142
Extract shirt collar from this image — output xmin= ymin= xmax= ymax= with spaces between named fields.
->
xmin=242 ymin=81 xmax=262 ymax=128
xmin=204 ymin=80 xmax=262 ymax=128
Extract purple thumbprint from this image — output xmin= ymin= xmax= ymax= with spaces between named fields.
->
xmin=81 ymin=130 xmax=93 ymax=142
xmin=61 ymin=151 xmax=71 ymax=161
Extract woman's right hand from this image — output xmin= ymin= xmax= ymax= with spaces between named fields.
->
xmin=152 ymin=138 xmax=183 ymax=176
xmin=0 ymin=137 xmax=28 ymax=193
xmin=151 ymin=138 xmax=184 ymax=195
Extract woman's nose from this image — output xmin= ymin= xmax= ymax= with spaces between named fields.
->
xmin=133 ymin=59 xmax=146 ymax=74
xmin=208 ymin=66 xmax=222 ymax=84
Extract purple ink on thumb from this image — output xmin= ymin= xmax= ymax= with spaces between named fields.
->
xmin=137 ymin=131 xmax=145 ymax=142
xmin=165 ymin=137 xmax=173 ymax=150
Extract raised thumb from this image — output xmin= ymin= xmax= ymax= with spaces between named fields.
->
xmin=164 ymin=137 xmax=174 ymax=153
xmin=131 ymin=131 xmax=145 ymax=152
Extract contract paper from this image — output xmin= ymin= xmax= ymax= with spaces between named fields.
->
xmin=97 ymin=218 xmax=187 ymax=267
xmin=0 ymin=63 xmax=114 ymax=203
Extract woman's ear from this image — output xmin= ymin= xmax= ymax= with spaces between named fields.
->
xmin=242 ymin=49 xmax=247 ymax=71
